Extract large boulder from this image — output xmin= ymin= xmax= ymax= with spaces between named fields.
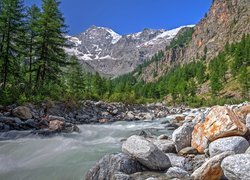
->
xmin=85 ymin=153 xmax=144 ymax=180
xmin=122 ymin=135 xmax=171 ymax=170
xmin=246 ymin=147 xmax=250 ymax=154
xmin=209 ymin=136 xmax=249 ymax=157
xmin=221 ymin=154 xmax=250 ymax=180
xmin=191 ymin=151 xmax=234 ymax=180
xmin=192 ymin=106 xmax=247 ymax=153
xmin=246 ymin=113 xmax=250 ymax=130
xmin=172 ymin=123 xmax=194 ymax=152
xmin=12 ymin=106 xmax=32 ymax=120
xmin=150 ymin=139 xmax=176 ymax=153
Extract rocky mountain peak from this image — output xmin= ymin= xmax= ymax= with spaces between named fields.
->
xmin=65 ymin=25 xmax=193 ymax=77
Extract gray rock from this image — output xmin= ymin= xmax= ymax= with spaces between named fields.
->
xmin=165 ymin=153 xmax=186 ymax=168
xmin=166 ymin=167 xmax=190 ymax=179
xmin=85 ymin=153 xmax=143 ymax=180
xmin=157 ymin=134 xmax=169 ymax=140
xmin=151 ymin=139 xmax=176 ymax=153
xmin=221 ymin=154 xmax=250 ymax=180
xmin=184 ymin=154 xmax=207 ymax=172
xmin=172 ymin=123 xmax=194 ymax=152
xmin=12 ymin=106 xmax=32 ymax=120
xmin=113 ymin=172 xmax=131 ymax=180
xmin=209 ymin=136 xmax=249 ymax=157
xmin=191 ymin=151 xmax=234 ymax=180
xmin=122 ymin=135 xmax=171 ymax=170
xmin=246 ymin=147 xmax=250 ymax=154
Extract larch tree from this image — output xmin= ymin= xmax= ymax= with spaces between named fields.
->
xmin=35 ymin=0 xmax=67 ymax=87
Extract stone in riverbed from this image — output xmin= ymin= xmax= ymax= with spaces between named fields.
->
xmin=150 ymin=139 xmax=176 ymax=153
xmin=221 ymin=154 xmax=250 ymax=180
xmin=165 ymin=153 xmax=186 ymax=168
xmin=234 ymin=104 xmax=250 ymax=123
xmin=12 ymin=106 xmax=32 ymax=120
xmin=209 ymin=136 xmax=249 ymax=157
xmin=122 ymin=135 xmax=171 ymax=171
xmin=157 ymin=134 xmax=168 ymax=140
xmin=172 ymin=123 xmax=194 ymax=152
xmin=191 ymin=151 xmax=234 ymax=180
xmin=246 ymin=147 xmax=250 ymax=154
xmin=179 ymin=147 xmax=198 ymax=156
xmin=166 ymin=167 xmax=190 ymax=179
xmin=191 ymin=106 xmax=247 ymax=153
xmin=85 ymin=153 xmax=144 ymax=180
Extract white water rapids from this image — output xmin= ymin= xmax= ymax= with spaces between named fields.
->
xmin=0 ymin=118 xmax=173 ymax=180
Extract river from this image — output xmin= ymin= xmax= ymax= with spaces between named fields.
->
xmin=0 ymin=118 xmax=173 ymax=180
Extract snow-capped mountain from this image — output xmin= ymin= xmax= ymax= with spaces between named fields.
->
xmin=65 ymin=25 xmax=194 ymax=77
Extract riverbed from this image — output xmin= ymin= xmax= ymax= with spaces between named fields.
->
xmin=0 ymin=118 xmax=172 ymax=180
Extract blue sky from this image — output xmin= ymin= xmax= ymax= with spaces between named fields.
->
xmin=25 ymin=0 xmax=212 ymax=35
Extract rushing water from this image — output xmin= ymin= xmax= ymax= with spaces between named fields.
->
xmin=0 ymin=118 xmax=172 ymax=180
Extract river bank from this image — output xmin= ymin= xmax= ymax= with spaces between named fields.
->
xmin=86 ymin=102 xmax=250 ymax=180
xmin=0 ymin=101 xmax=190 ymax=137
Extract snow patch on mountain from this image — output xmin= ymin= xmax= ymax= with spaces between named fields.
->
xmin=143 ymin=25 xmax=195 ymax=46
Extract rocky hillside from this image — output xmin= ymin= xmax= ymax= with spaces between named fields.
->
xmin=139 ymin=0 xmax=250 ymax=81
xmin=65 ymin=25 xmax=193 ymax=77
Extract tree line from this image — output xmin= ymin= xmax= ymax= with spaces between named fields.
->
xmin=0 ymin=0 xmax=249 ymax=106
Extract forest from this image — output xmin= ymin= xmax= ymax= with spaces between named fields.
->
xmin=0 ymin=0 xmax=249 ymax=106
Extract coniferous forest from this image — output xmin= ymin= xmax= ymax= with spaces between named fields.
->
xmin=0 ymin=0 xmax=249 ymax=106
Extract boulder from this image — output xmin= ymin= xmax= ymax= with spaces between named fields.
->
xmin=49 ymin=120 xmax=79 ymax=133
xmin=150 ymin=139 xmax=176 ymax=153
xmin=122 ymin=135 xmax=171 ymax=170
xmin=192 ymin=106 xmax=247 ymax=153
xmin=157 ymin=134 xmax=168 ymax=140
xmin=172 ymin=123 xmax=194 ymax=152
xmin=165 ymin=153 xmax=186 ymax=168
xmin=246 ymin=147 xmax=250 ymax=154
xmin=85 ymin=153 xmax=143 ymax=180
xmin=49 ymin=120 xmax=64 ymax=131
xmin=235 ymin=105 xmax=250 ymax=123
xmin=179 ymin=147 xmax=198 ymax=156
xmin=221 ymin=154 xmax=250 ymax=180
xmin=191 ymin=151 xmax=234 ymax=180
xmin=184 ymin=154 xmax=207 ymax=172
xmin=166 ymin=167 xmax=190 ymax=179
xmin=209 ymin=136 xmax=249 ymax=157
xmin=12 ymin=106 xmax=32 ymax=120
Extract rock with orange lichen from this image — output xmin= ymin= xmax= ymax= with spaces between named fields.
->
xmin=234 ymin=104 xmax=250 ymax=123
xmin=191 ymin=151 xmax=234 ymax=180
xmin=191 ymin=106 xmax=247 ymax=153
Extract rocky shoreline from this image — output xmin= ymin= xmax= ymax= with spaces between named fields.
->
xmin=85 ymin=102 xmax=250 ymax=180
xmin=0 ymin=101 xmax=187 ymax=136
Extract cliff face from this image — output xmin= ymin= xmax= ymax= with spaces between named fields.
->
xmin=139 ymin=0 xmax=250 ymax=82
xmin=183 ymin=0 xmax=250 ymax=62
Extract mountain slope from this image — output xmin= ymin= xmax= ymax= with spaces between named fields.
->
xmin=65 ymin=25 xmax=194 ymax=77
xmin=139 ymin=0 xmax=250 ymax=82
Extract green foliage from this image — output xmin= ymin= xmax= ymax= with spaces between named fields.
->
xmin=166 ymin=27 xmax=194 ymax=50
xmin=0 ymin=0 xmax=249 ymax=107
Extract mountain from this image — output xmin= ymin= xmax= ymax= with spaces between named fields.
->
xmin=65 ymin=25 xmax=194 ymax=77
xmin=139 ymin=0 xmax=250 ymax=82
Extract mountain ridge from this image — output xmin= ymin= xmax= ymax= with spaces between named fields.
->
xmin=65 ymin=25 xmax=194 ymax=77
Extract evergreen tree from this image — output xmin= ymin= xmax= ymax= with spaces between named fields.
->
xmin=26 ymin=4 xmax=40 ymax=85
xmin=35 ymin=0 xmax=67 ymax=86
xmin=0 ymin=0 xmax=26 ymax=88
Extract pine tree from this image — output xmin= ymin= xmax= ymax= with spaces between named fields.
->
xmin=35 ymin=0 xmax=67 ymax=86
xmin=0 ymin=0 xmax=26 ymax=88
xmin=26 ymin=4 xmax=40 ymax=85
